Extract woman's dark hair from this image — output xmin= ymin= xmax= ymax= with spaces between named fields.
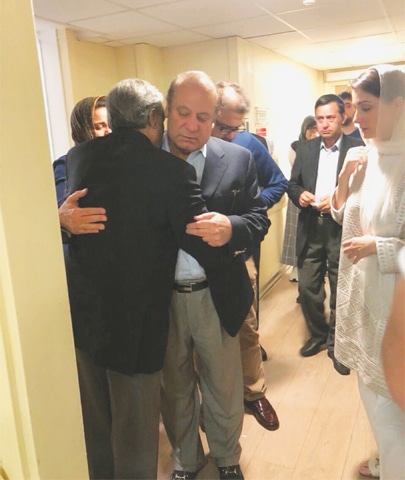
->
xmin=299 ymin=115 xmax=316 ymax=141
xmin=70 ymin=96 xmax=107 ymax=145
xmin=351 ymin=67 xmax=405 ymax=102
xmin=351 ymin=68 xmax=380 ymax=99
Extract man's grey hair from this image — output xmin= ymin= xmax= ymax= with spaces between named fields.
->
xmin=216 ymin=81 xmax=250 ymax=115
xmin=106 ymin=78 xmax=164 ymax=130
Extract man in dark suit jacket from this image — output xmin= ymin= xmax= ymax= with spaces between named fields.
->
xmin=160 ymin=71 xmax=270 ymax=480
xmin=65 ymin=78 xmax=253 ymax=480
xmin=288 ymin=94 xmax=364 ymax=376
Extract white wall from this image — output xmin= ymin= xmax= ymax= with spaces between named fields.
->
xmin=36 ymin=19 xmax=71 ymax=160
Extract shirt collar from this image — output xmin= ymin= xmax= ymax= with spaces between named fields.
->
xmin=162 ymin=131 xmax=207 ymax=158
xmin=320 ymin=134 xmax=343 ymax=152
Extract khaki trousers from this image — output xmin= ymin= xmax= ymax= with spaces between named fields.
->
xmin=240 ymin=255 xmax=267 ymax=401
xmin=161 ymin=286 xmax=243 ymax=471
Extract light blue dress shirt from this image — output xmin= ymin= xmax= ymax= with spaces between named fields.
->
xmin=162 ymin=133 xmax=207 ymax=282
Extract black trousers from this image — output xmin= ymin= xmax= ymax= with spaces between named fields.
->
xmin=297 ymin=213 xmax=342 ymax=354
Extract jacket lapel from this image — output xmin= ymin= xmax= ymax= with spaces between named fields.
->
xmin=200 ymin=138 xmax=230 ymax=197
xmin=307 ymin=137 xmax=321 ymax=193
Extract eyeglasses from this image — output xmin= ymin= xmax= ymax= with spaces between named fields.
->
xmin=214 ymin=120 xmax=245 ymax=135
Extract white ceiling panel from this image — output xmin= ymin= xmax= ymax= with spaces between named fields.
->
xmin=32 ymin=0 xmax=125 ymax=23
xmin=255 ymin=0 xmax=324 ymax=15
xmin=139 ymin=0 xmax=267 ymax=28
xmin=383 ymin=0 xmax=405 ymax=16
xmin=71 ymin=11 xmax=180 ymax=38
xmin=301 ymin=19 xmax=393 ymax=43
xmin=195 ymin=15 xmax=292 ymax=39
xmin=32 ymin=0 xmax=405 ymax=71
xmin=120 ymin=30 xmax=212 ymax=47
xmin=278 ymin=1 xmax=386 ymax=31
xmin=250 ymin=31 xmax=308 ymax=50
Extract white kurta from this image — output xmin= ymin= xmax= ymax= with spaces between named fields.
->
xmin=332 ymin=148 xmax=405 ymax=397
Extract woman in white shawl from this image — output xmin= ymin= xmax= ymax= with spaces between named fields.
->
xmin=331 ymin=65 xmax=405 ymax=479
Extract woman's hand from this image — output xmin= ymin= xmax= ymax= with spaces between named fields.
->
xmin=342 ymin=235 xmax=377 ymax=264
xmin=339 ymin=146 xmax=368 ymax=179
xmin=333 ymin=147 xmax=368 ymax=211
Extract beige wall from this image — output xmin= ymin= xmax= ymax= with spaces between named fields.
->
xmin=56 ymin=31 xmax=324 ymax=289
xmin=0 ymin=2 xmax=88 ymax=478
xmin=58 ymin=28 xmax=120 ymax=129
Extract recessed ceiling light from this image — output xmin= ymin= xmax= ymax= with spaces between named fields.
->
xmin=303 ymin=0 xmax=316 ymax=5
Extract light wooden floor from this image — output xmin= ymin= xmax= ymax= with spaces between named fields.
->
xmin=157 ymin=272 xmax=377 ymax=480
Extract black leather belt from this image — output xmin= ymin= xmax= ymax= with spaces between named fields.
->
xmin=313 ymin=210 xmax=332 ymax=219
xmin=173 ymin=280 xmax=208 ymax=293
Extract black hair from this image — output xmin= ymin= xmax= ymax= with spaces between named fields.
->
xmin=314 ymin=94 xmax=345 ymax=115
xmin=338 ymin=91 xmax=352 ymax=101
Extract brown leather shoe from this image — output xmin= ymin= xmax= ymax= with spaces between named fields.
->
xmin=244 ymin=397 xmax=279 ymax=431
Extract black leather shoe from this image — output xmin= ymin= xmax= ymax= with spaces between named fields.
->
xmin=300 ymin=337 xmax=327 ymax=357
xmin=244 ymin=397 xmax=279 ymax=430
xmin=170 ymin=470 xmax=198 ymax=480
xmin=218 ymin=464 xmax=244 ymax=480
xmin=328 ymin=352 xmax=350 ymax=375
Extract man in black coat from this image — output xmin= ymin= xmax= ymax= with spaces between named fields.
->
xmin=288 ymin=94 xmax=364 ymax=375
xmin=160 ymin=71 xmax=270 ymax=480
xmin=65 ymin=78 xmax=253 ymax=480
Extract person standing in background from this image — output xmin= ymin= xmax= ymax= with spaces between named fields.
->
xmin=282 ymin=115 xmax=318 ymax=284
xmin=331 ymin=65 xmax=405 ymax=479
xmin=54 ymin=96 xmax=110 ymax=239
xmin=338 ymin=91 xmax=363 ymax=140
xmin=211 ymin=81 xmax=287 ymax=432
xmin=288 ymin=94 xmax=363 ymax=375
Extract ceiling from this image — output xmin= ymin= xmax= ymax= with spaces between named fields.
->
xmin=32 ymin=0 xmax=405 ymax=71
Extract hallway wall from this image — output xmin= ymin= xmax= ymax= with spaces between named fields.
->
xmin=0 ymin=1 xmax=88 ymax=478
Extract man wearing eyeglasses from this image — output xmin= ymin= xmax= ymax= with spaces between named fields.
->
xmin=211 ymin=82 xmax=287 ymax=433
